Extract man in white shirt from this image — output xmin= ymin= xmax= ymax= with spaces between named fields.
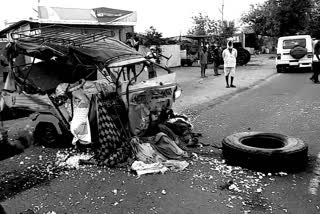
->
xmin=222 ymin=41 xmax=237 ymax=88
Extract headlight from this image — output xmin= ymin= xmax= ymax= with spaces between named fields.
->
xmin=174 ymin=86 xmax=182 ymax=100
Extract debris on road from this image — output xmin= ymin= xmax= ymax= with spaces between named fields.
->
xmin=308 ymin=152 xmax=320 ymax=195
xmin=190 ymin=156 xmax=278 ymax=212
xmin=55 ymin=151 xmax=93 ymax=169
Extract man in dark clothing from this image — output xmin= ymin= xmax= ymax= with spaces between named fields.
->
xmin=199 ymin=46 xmax=208 ymax=78
xmin=133 ymin=36 xmax=140 ymax=51
xmin=125 ymin=38 xmax=137 ymax=82
xmin=212 ymin=44 xmax=221 ymax=76
xmin=310 ymin=41 xmax=320 ymax=83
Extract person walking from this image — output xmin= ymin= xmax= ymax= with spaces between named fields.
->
xmin=199 ymin=46 xmax=208 ymax=78
xmin=310 ymin=41 xmax=320 ymax=83
xmin=212 ymin=44 xmax=221 ymax=76
xmin=222 ymin=40 xmax=237 ymax=88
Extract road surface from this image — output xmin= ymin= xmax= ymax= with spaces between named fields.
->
xmin=1 ymin=55 xmax=320 ymax=214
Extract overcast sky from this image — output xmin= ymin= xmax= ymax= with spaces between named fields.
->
xmin=0 ymin=0 xmax=266 ymax=37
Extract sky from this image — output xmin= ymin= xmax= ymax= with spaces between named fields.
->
xmin=0 ymin=0 xmax=267 ymax=37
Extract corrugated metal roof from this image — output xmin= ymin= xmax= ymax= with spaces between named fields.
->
xmin=0 ymin=6 xmax=136 ymax=36
xmin=10 ymin=25 xmax=115 ymax=46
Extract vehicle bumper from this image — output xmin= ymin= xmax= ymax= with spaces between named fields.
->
xmin=276 ymin=62 xmax=312 ymax=68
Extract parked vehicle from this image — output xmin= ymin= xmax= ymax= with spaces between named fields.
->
xmin=0 ymin=26 xmax=181 ymax=146
xmin=276 ymin=35 xmax=313 ymax=73
xmin=180 ymin=49 xmax=197 ymax=66
xmin=180 ymin=40 xmax=198 ymax=66
xmin=233 ymin=42 xmax=251 ymax=66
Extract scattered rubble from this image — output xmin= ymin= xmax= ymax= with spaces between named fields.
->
xmin=189 ymin=156 xmax=278 ymax=212
xmin=55 ymin=151 xmax=93 ymax=169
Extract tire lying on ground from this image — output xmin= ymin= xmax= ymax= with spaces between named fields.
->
xmin=290 ymin=46 xmax=307 ymax=59
xmin=222 ymin=132 xmax=308 ymax=172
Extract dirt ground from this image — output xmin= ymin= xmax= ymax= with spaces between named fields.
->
xmin=0 ymin=54 xmax=278 ymax=214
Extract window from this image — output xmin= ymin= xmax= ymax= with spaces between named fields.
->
xmin=283 ymin=39 xmax=306 ymax=49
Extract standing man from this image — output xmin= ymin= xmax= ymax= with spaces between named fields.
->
xmin=222 ymin=40 xmax=237 ymax=88
xmin=212 ymin=44 xmax=221 ymax=76
xmin=310 ymin=41 xmax=320 ymax=83
xmin=125 ymin=38 xmax=137 ymax=82
xmin=133 ymin=36 xmax=140 ymax=52
xmin=199 ymin=46 xmax=208 ymax=78
xmin=145 ymin=46 xmax=158 ymax=79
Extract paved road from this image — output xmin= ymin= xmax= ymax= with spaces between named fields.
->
xmin=191 ymin=70 xmax=320 ymax=213
xmin=2 ymin=55 xmax=320 ymax=214
xmin=172 ymin=54 xmax=276 ymax=112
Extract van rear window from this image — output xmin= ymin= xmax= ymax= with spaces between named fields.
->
xmin=283 ymin=39 xmax=306 ymax=49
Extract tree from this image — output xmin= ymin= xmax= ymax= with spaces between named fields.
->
xmin=241 ymin=0 xmax=313 ymax=37
xmin=241 ymin=3 xmax=274 ymax=36
xmin=143 ymin=26 xmax=165 ymax=46
xmin=188 ymin=13 xmax=218 ymax=35
xmin=307 ymin=0 xmax=320 ymax=38
xmin=218 ymin=20 xmax=238 ymax=45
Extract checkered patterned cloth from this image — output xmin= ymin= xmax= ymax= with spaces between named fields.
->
xmin=94 ymin=92 xmax=131 ymax=167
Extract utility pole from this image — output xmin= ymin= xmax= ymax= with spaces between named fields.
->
xmin=218 ymin=0 xmax=224 ymax=36
xmin=218 ymin=0 xmax=224 ymax=24
xmin=221 ymin=0 xmax=224 ymax=24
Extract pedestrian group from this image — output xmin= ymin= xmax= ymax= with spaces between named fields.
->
xmin=199 ymin=40 xmax=238 ymax=88
xmin=124 ymin=36 xmax=239 ymax=88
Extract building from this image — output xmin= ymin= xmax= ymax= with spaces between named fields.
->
xmin=0 ymin=6 xmax=137 ymax=42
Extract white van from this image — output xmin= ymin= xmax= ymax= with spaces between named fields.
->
xmin=276 ymin=35 xmax=313 ymax=72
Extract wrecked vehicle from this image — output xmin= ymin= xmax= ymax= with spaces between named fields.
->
xmin=0 ymin=26 xmax=182 ymax=151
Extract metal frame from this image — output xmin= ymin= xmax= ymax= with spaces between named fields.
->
xmin=10 ymin=25 xmax=115 ymax=46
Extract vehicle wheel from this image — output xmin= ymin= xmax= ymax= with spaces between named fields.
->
xmin=277 ymin=66 xmax=285 ymax=73
xmin=236 ymin=48 xmax=251 ymax=65
xmin=34 ymin=122 xmax=59 ymax=147
xmin=222 ymin=132 xmax=308 ymax=171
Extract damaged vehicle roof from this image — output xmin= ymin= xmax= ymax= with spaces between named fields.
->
xmin=6 ymin=27 xmax=146 ymax=67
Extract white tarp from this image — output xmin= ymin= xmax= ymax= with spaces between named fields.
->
xmin=159 ymin=44 xmax=181 ymax=67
